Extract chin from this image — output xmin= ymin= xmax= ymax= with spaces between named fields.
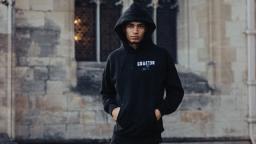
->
xmin=130 ymin=40 xmax=141 ymax=44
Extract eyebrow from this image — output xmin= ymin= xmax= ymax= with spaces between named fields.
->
xmin=127 ymin=23 xmax=145 ymax=26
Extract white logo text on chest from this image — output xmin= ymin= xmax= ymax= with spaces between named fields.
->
xmin=137 ymin=60 xmax=155 ymax=67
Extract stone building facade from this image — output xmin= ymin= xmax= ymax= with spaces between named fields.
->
xmin=0 ymin=0 xmax=255 ymax=143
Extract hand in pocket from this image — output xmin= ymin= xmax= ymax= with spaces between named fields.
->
xmin=155 ymin=109 xmax=161 ymax=121
xmin=112 ymin=107 xmax=120 ymax=121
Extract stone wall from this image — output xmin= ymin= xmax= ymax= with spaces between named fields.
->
xmin=14 ymin=0 xmax=79 ymax=139
xmin=178 ymin=0 xmax=247 ymax=92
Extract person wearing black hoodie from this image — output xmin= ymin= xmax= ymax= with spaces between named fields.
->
xmin=101 ymin=3 xmax=184 ymax=144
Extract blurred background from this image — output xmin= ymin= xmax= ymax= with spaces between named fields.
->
xmin=0 ymin=0 xmax=255 ymax=143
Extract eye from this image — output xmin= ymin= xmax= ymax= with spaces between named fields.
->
xmin=138 ymin=24 xmax=145 ymax=29
xmin=127 ymin=24 xmax=134 ymax=28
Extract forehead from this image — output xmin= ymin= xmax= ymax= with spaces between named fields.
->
xmin=126 ymin=21 xmax=145 ymax=25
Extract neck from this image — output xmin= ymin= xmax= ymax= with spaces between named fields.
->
xmin=130 ymin=43 xmax=139 ymax=49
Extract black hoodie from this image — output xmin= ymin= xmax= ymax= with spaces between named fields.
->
xmin=101 ymin=3 xmax=184 ymax=141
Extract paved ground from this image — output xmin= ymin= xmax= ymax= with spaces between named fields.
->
xmin=161 ymin=142 xmax=250 ymax=144
xmin=14 ymin=141 xmax=252 ymax=144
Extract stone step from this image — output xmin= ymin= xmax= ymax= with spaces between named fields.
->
xmin=15 ymin=139 xmax=251 ymax=144
xmin=163 ymin=142 xmax=251 ymax=144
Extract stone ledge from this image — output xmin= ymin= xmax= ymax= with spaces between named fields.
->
xmin=74 ymin=63 xmax=213 ymax=96
xmin=15 ymin=137 xmax=250 ymax=144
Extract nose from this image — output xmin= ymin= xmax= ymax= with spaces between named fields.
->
xmin=133 ymin=26 xmax=139 ymax=33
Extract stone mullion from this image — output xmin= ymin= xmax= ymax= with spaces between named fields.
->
xmin=207 ymin=0 xmax=216 ymax=89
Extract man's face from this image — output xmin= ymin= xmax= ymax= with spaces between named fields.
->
xmin=124 ymin=21 xmax=146 ymax=44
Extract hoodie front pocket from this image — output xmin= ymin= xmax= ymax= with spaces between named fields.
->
xmin=116 ymin=107 xmax=131 ymax=128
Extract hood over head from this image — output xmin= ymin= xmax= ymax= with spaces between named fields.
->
xmin=114 ymin=3 xmax=156 ymax=52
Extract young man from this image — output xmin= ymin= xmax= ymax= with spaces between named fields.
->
xmin=101 ymin=3 xmax=184 ymax=144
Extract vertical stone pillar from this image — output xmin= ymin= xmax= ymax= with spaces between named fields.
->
xmin=0 ymin=0 xmax=15 ymax=138
xmin=118 ymin=0 xmax=133 ymax=13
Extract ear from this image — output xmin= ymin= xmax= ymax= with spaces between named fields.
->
xmin=122 ymin=25 xmax=126 ymax=34
xmin=122 ymin=24 xmax=128 ymax=38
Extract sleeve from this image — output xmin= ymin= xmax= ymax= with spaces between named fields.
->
xmin=158 ymin=53 xmax=184 ymax=116
xmin=100 ymin=56 xmax=118 ymax=116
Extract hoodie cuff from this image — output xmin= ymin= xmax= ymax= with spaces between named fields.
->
xmin=158 ymin=103 xmax=166 ymax=117
xmin=108 ymin=104 xmax=118 ymax=116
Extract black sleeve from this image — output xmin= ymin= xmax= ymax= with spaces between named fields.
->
xmin=101 ymin=56 xmax=118 ymax=116
xmin=159 ymin=53 xmax=184 ymax=116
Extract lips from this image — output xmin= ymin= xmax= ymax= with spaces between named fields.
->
xmin=130 ymin=36 xmax=139 ymax=39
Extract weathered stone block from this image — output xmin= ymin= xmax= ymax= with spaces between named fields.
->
xmin=23 ymin=68 xmax=34 ymax=81
xmin=45 ymin=12 xmax=66 ymax=32
xmin=56 ymin=44 xmax=70 ymax=57
xmin=39 ymin=43 xmax=57 ymax=57
xmin=14 ymin=67 xmax=29 ymax=81
xmin=21 ymin=80 xmax=46 ymax=96
xmin=210 ymin=119 xmax=248 ymax=137
xmin=66 ymin=93 xmax=101 ymax=111
xmin=162 ymin=118 xmax=204 ymax=137
xmin=37 ymin=95 xmax=67 ymax=111
xmin=0 ymin=109 xmax=7 ymax=132
xmin=95 ymin=110 xmax=108 ymax=124
xmin=179 ymin=72 xmax=213 ymax=94
xmin=53 ymin=0 xmax=74 ymax=12
xmin=180 ymin=111 xmax=212 ymax=124
xmin=49 ymin=66 xmax=67 ymax=81
xmin=180 ymin=95 xmax=214 ymax=111
xmin=15 ymin=125 xmax=30 ymax=139
xmin=15 ymin=0 xmax=30 ymax=10
xmin=66 ymin=124 xmax=84 ymax=139
xmin=96 ymin=123 xmax=113 ymax=138
xmin=0 ymin=34 xmax=8 ymax=52
xmin=198 ymin=47 xmax=208 ymax=62
xmin=66 ymin=111 xmax=80 ymax=124
xmin=27 ymin=41 xmax=41 ymax=57
xmin=34 ymin=67 xmax=48 ymax=80
xmin=16 ymin=10 xmax=45 ymax=28
xmin=43 ymin=124 xmax=65 ymax=140
xmin=75 ymin=66 xmax=103 ymax=95
xmin=29 ymin=125 xmax=43 ymax=139
xmin=0 ymin=90 xmax=5 ymax=98
xmin=30 ymin=28 xmax=60 ymax=57
xmin=107 ymin=114 xmax=114 ymax=124
xmin=0 ymin=53 xmax=7 ymax=67
xmin=80 ymin=111 xmax=96 ymax=125
xmin=85 ymin=103 xmax=104 ymax=111
xmin=0 ymin=68 xmax=6 ymax=90
xmin=49 ymin=58 xmax=67 ymax=66
xmin=82 ymin=124 xmax=100 ymax=139
xmin=41 ymin=111 xmax=67 ymax=125
xmin=67 ymin=94 xmax=83 ymax=110
xmin=30 ymin=0 xmax=53 ymax=11
xmin=17 ymin=27 xmax=59 ymax=59
xmin=46 ymin=81 xmax=67 ymax=95
xmin=0 ymin=6 xmax=8 ymax=34
xmin=18 ymin=57 xmax=50 ymax=66
xmin=15 ymin=29 xmax=32 ymax=58
xmin=37 ymin=111 xmax=77 ymax=126
xmin=55 ymin=40 xmax=73 ymax=57
xmin=15 ymin=95 xmax=29 ymax=115
xmin=16 ymin=109 xmax=41 ymax=125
